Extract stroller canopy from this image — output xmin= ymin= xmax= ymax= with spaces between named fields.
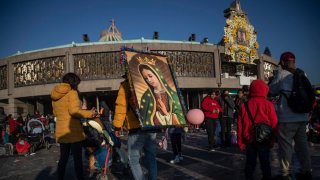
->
xmin=27 ymin=118 xmax=45 ymax=134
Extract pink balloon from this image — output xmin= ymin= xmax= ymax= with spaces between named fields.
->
xmin=187 ymin=109 xmax=204 ymax=125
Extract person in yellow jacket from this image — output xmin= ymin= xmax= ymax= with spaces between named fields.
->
xmin=113 ymin=77 xmax=158 ymax=180
xmin=51 ymin=72 xmax=96 ymax=180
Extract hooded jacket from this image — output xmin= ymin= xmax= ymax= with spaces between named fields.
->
xmin=237 ymin=80 xmax=278 ymax=150
xmin=51 ymin=83 xmax=93 ymax=143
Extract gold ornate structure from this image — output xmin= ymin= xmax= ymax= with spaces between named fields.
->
xmin=72 ymin=51 xmax=214 ymax=81
xmin=14 ymin=56 xmax=65 ymax=87
xmin=153 ymin=51 xmax=214 ymax=77
xmin=223 ymin=1 xmax=259 ymax=64
xmin=74 ymin=52 xmax=125 ymax=80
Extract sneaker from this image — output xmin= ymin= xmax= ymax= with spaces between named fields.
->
xmin=208 ymin=146 xmax=217 ymax=151
xmin=170 ymin=156 xmax=180 ymax=164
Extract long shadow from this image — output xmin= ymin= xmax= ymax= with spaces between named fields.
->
xmin=35 ymin=167 xmax=57 ymax=180
xmin=155 ymin=131 xmax=246 ymax=180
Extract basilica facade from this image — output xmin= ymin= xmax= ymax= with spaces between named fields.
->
xmin=0 ymin=1 xmax=277 ymax=117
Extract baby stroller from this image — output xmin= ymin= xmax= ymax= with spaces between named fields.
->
xmin=82 ymin=118 xmax=128 ymax=179
xmin=26 ymin=118 xmax=50 ymax=153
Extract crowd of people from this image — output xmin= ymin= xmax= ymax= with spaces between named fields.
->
xmin=0 ymin=110 xmax=56 ymax=147
xmin=1 ymin=51 xmax=320 ymax=180
xmin=111 ymin=51 xmax=318 ymax=180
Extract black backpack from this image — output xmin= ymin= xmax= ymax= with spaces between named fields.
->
xmin=282 ymin=68 xmax=315 ymax=113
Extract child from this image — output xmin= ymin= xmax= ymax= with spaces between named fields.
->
xmin=237 ymin=80 xmax=278 ymax=180
xmin=15 ymin=134 xmax=30 ymax=155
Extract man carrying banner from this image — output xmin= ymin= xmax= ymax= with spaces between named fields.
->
xmin=113 ymin=74 xmax=158 ymax=180
xmin=114 ymin=50 xmax=187 ymax=180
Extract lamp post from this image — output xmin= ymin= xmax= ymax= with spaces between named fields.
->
xmin=217 ymin=82 xmax=222 ymax=88
xmin=253 ymin=58 xmax=261 ymax=79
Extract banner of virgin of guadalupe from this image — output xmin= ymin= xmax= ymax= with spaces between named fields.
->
xmin=124 ymin=51 xmax=187 ymax=129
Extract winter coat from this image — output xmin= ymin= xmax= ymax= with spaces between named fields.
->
xmin=234 ymin=96 xmax=247 ymax=119
xmin=268 ymin=68 xmax=308 ymax=122
xmin=51 ymin=83 xmax=94 ymax=143
xmin=113 ymin=80 xmax=142 ymax=131
xmin=234 ymin=96 xmax=247 ymax=113
xmin=9 ymin=118 xmax=21 ymax=135
xmin=201 ymin=96 xmax=222 ymax=119
xmin=16 ymin=139 xmax=30 ymax=153
xmin=237 ymin=80 xmax=278 ymax=151
xmin=221 ymin=95 xmax=235 ymax=118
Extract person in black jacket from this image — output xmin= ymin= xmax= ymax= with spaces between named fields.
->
xmin=220 ymin=90 xmax=235 ymax=147
xmin=234 ymin=89 xmax=247 ymax=124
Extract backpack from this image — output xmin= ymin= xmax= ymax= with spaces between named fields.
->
xmin=282 ymin=68 xmax=315 ymax=113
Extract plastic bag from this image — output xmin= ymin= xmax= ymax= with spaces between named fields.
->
xmin=159 ymin=136 xmax=168 ymax=150
xmin=231 ymin=130 xmax=237 ymax=145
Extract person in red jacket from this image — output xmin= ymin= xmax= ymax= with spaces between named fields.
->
xmin=237 ymin=79 xmax=278 ymax=180
xmin=16 ymin=135 xmax=30 ymax=155
xmin=8 ymin=114 xmax=22 ymax=135
xmin=201 ymin=91 xmax=223 ymax=151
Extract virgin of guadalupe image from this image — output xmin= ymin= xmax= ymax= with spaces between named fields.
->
xmin=137 ymin=61 xmax=185 ymax=127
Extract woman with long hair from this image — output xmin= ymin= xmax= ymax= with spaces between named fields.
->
xmin=51 ymin=72 xmax=96 ymax=180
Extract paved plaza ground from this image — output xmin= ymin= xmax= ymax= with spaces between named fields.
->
xmin=0 ymin=131 xmax=320 ymax=180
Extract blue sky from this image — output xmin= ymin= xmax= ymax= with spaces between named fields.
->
xmin=0 ymin=0 xmax=319 ymax=84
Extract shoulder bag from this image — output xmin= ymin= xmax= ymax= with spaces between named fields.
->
xmin=244 ymin=102 xmax=272 ymax=145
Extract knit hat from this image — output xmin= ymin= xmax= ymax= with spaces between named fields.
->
xmin=279 ymin=51 xmax=295 ymax=64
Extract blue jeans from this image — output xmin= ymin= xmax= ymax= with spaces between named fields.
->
xmin=245 ymin=143 xmax=271 ymax=180
xmin=128 ymin=130 xmax=157 ymax=180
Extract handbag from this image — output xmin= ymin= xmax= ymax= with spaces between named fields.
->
xmin=244 ymin=102 xmax=272 ymax=144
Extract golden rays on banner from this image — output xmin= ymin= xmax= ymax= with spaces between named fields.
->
xmin=124 ymin=51 xmax=187 ymax=129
